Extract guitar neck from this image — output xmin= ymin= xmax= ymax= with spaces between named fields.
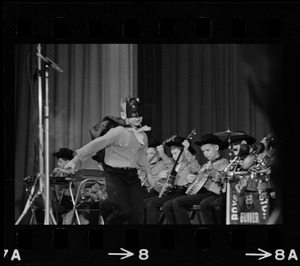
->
xmin=169 ymin=147 xmax=184 ymax=176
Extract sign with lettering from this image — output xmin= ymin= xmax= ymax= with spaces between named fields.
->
xmin=228 ymin=174 xmax=271 ymax=224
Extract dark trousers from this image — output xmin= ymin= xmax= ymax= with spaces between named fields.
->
xmin=143 ymin=188 xmax=159 ymax=199
xmin=163 ymin=188 xmax=215 ymax=224
xmin=145 ymin=190 xmax=186 ymax=224
xmin=33 ymin=194 xmax=72 ymax=224
xmin=99 ymin=199 xmax=114 ymax=224
xmin=105 ymin=166 xmax=145 ymax=224
xmin=200 ymin=193 xmax=225 ymax=224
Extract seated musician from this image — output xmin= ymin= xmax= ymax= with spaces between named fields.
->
xmin=50 ymin=148 xmax=75 ymax=223
xmin=142 ymin=138 xmax=174 ymax=198
xmin=230 ymin=131 xmax=256 ymax=158
xmin=79 ymin=182 xmax=108 ymax=224
xmin=205 ymin=132 xmax=256 ymax=224
xmin=163 ymin=133 xmax=228 ymax=224
xmin=33 ymin=148 xmax=75 ymax=224
xmin=145 ymin=136 xmax=200 ymax=224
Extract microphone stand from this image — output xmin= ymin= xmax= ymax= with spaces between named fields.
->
xmin=43 ymin=63 xmax=50 ymax=224
xmin=36 ymin=44 xmax=61 ymax=225
xmin=226 ymin=176 xmax=231 ymax=225
xmin=15 ymin=44 xmax=60 ymax=225
xmin=37 ymin=44 xmax=44 ymax=180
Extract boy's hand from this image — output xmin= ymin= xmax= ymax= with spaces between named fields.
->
xmin=158 ymin=170 xmax=169 ymax=179
xmin=187 ymin=173 xmax=197 ymax=183
xmin=64 ymin=156 xmax=79 ymax=170
xmin=146 ymin=173 xmax=155 ymax=188
xmin=182 ymin=140 xmax=190 ymax=153
xmin=156 ymin=145 xmax=165 ymax=157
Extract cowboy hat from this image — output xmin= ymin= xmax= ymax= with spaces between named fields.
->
xmin=52 ymin=148 xmax=74 ymax=160
xmin=229 ymin=131 xmax=256 ymax=145
xmin=194 ymin=133 xmax=227 ymax=150
xmin=148 ymin=138 xmax=162 ymax=148
xmin=165 ymin=135 xmax=196 ymax=155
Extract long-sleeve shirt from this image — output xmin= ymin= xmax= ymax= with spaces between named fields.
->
xmin=76 ymin=126 xmax=150 ymax=175
xmin=150 ymin=154 xmax=174 ymax=193
xmin=174 ymin=150 xmax=201 ymax=186
xmin=202 ymin=157 xmax=229 ymax=194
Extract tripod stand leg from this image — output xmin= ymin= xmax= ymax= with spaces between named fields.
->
xmin=29 ymin=207 xmax=37 ymax=225
xmin=15 ymin=192 xmax=40 ymax=225
xmin=49 ymin=207 xmax=57 ymax=225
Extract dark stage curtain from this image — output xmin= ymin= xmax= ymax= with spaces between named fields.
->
xmin=138 ymin=44 xmax=282 ymax=164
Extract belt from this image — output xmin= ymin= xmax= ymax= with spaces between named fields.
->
xmin=106 ymin=165 xmax=137 ymax=172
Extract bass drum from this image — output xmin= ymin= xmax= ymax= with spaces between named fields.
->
xmin=242 ymin=153 xmax=256 ymax=170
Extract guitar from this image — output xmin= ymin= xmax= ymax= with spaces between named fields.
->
xmin=186 ymin=157 xmax=227 ymax=195
xmin=158 ymin=129 xmax=196 ymax=198
xmin=185 ymin=168 xmax=209 ymax=195
xmin=138 ymin=135 xmax=176 ymax=188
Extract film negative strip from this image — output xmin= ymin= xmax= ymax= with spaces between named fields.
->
xmin=3 ymin=1 xmax=300 ymax=265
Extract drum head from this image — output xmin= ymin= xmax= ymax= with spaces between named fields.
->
xmin=242 ymin=154 xmax=256 ymax=170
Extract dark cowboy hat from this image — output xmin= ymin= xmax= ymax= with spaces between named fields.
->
xmin=52 ymin=148 xmax=74 ymax=160
xmin=148 ymin=138 xmax=161 ymax=148
xmin=229 ymin=131 xmax=256 ymax=145
xmin=194 ymin=133 xmax=227 ymax=150
xmin=165 ymin=135 xmax=196 ymax=155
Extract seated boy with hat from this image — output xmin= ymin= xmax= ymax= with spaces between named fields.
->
xmin=162 ymin=133 xmax=229 ymax=224
xmin=142 ymin=138 xmax=174 ymax=197
xmin=145 ymin=136 xmax=201 ymax=224
xmin=229 ymin=131 xmax=256 ymax=158
xmin=51 ymin=148 xmax=75 ymax=223
xmin=33 ymin=148 xmax=75 ymax=224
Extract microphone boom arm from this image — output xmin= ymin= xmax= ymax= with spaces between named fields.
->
xmin=36 ymin=53 xmax=63 ymax=73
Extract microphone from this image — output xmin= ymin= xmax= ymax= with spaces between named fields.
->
xmin=224 ymin=144 xmax=250 ymax=173
xmin=37 ymin=53 xmax=63 ymax=73
xmin=238 ymin=144 xmax=250 ymax=157
xmin=252 ymin=142 xmax=265 ymax=155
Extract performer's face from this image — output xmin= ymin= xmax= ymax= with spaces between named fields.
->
xmin=200 ymin=144 xmax=219 ymax=161
xmin=147 ymin=147 xmax=158 ymax=163
xmin=127 ymin=116 xmax=143 ymax=127
xmin=170 ymin=146 xmax=183 ymax=162
xmin=57 ymin=158 xmax=69 ymax=169
xmin=232 ymin=144 xmax=241 ymax=156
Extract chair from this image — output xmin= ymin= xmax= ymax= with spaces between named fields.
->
xmin=188 ymin=204 xmax=205 ymax=224
xmin=158 ymin=205 xmax=205 ymax=224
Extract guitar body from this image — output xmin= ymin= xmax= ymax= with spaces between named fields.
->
xmin=158 ymin=174 xmax=176 ymax=198
xmin=185 ymin=173 xmax=209 ymax=195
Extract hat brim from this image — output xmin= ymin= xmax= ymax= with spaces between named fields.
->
xmin=52 ymin=152 xmax=74 ymax=160
xmin=229 ymin=134 xmax=256 ymax=145
xmin=148 ymin=139 xmax=162 ymax=148
xmin=194 ymin=140 xmax=227 ymax=150
xmin=165 ymin=142 xmax=196 ymax=155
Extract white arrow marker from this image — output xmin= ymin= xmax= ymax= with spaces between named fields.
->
xmin=108 ymin=248 xmax=134 ymax=260
xmin=245 ymin=248 xmax=272 ymax=260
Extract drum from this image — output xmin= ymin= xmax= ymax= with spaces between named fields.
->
xmin=242 ymin=153 xmax=256 ymax=170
